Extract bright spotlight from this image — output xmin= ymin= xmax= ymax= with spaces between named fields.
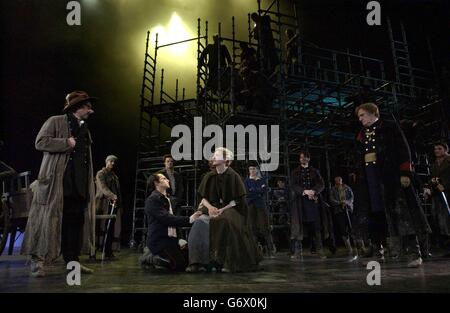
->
xmin=149 ymin=12 xmax=194 ymax=56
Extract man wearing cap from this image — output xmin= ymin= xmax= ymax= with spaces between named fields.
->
xmin=244 ymin=162 xmax=275 ymax=258
xmin=95 ymin=155 xmax=122 ymax=259
xmin=22 ymin=91 xmax=97 ymax=277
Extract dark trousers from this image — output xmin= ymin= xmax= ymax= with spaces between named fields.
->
xmin=369 ymin=212 xmax=388 ymax=249
xmin=158 ymin=238 xmax=188 ymax=272
xmin=304 ymin=220 xmax=323 ymax=250
xmin=97 ymin=204 xmax=117 ymax=257
xmin=334 ymin=212 xmax=352 ymax=239
xmin=61 ymin=196 xmax=86 ymax=264
xmin=102 ymin=219 xmax=116 ymax=257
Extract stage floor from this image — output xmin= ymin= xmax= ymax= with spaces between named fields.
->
xmin=1 ymin=249 xmax=450 ymax=293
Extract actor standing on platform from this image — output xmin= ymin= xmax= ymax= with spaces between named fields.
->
xmin=95 ymin=155 xmax=122 ymax=259
xmin=22 ymin=91 xmax=97 ymax=277
xmin=245 ymin=162 xmax=275 ymax=257
xmin=159 ymin=154 xmax=185 ymax=215
xmin=145 ymin=173 xmax=201 ymax=272
xmin=424 ymin=142 xmax=450 ymax=256
xmin=355 ymin=102 xmax=431 ymax=267
xmin=290 ymin=151 xmax=332 ymax=259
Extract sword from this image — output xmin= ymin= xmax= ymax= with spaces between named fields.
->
xmin=101 ymin=200 xmax=117 ymax=262
xmin=436 ymin=178 xmax=450 ymax=216
xmin=439 ymin=190 xmax=450 ymax=216
xmin=344 ymin=204 xmax=353 ymax=230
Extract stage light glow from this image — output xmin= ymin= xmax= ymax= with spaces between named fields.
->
xmin=81 ymin=0 xmax=99 ymax=9
xmin=149 ymin=12 xmax=195 ymax=56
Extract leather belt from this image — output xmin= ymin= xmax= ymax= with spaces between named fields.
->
xmin=364 ymin=152 xmax=377 ymax=163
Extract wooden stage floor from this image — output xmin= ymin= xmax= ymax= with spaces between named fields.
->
xmin=1 ymin=248 xmax=450 ymax=293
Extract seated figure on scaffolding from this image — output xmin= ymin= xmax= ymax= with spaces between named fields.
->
xmin=244 ymin=161 xmax=275 ymax=258
xmin=238 ymin=64 xmax=276 ymax=114
xmin=285 ymin=28 xmax=299 ymax=76
xmin=353 ymin=102 xmax=431 ymax=268
xmin=199 ymin=34 xmax=232 ymax=96
xmin=235 ymin=39 xmax=276 ymax=114
xmin=239 ymin=41 xmax=258 ymax=72
xmin=185 ymin=147 xmax=262 ymax=273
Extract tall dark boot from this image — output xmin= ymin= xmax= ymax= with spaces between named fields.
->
xmin=314 ymin=236 xmax=326 ymax=259
xmin=265 ymin=234 xmax=275 ymax=258
xmin=407 ymin=235 xmax=423 ymax=268
xmin=377 ymin=243 xmax=385 ymax=262
xmin=388 ymin=236 xmax=401 ymax=260
xmin=440 ymin=235 xmax=450 ymax=258
xmin=328 ymin=238 xmax=337 ymax=256
xmin=366 ymin=239 xmax=374 ymax=257
xmin=355 ymin=239 xmax=368 ymax=257
xmin=343 ymin=236 xmax=354 ymax=257
xmin=418 ymin=233 xmax=431 ymax=259
xmin=289 ymin=239 xmax=296 ymax=256
xmin=290 ymin=239 xmax=302 ymax=259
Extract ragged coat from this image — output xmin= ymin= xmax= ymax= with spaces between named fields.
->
xmin=95 ymin=167 xmax=122 ymax=241
xmin=21 ymin=115 xmax=95 ymax=263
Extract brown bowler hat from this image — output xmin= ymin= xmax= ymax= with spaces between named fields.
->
xmin=63 ymin=91 xmax=98 ymax=113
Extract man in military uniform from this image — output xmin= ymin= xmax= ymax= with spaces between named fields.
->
xmin=290 ymin=150 xmax=333 ymax=259
xmin=354 ymin=102 xmax=431 ymax=267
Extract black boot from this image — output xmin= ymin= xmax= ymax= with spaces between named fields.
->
xmin=407 ymin=236 xmax=423 ymax=268
xmin=289 ymin=239 xmax=296 ymax=256
xmin=265 ymin=234 xmax=276 ymax=258
xmin=290 ymin=239 xmax=302 ymax=259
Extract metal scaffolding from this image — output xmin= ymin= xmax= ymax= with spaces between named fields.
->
xmin=129 ymin=0 xmax=444 ymax=249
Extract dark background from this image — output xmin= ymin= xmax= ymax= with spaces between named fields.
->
xmin=1 ymin=0 xmax=449 ymax=245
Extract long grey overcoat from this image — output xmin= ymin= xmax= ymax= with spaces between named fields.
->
xmin=21 ymin=115 xmax=95 ymax=263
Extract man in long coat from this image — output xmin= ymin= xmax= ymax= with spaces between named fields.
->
xmin=290 ymin=150 xmax=333 ymax=259
xmin=354 ymin=102 xmax=431 ymax=267
xmin=186 ymin=147 xmax=261 ymax=273
xmin=22 ymin=91 xmax=97 ymax=277
xmin=95 ymin=155 xmax=122 ymax=259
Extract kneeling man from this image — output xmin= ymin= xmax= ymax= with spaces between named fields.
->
xmin=145 ymin=173 xmax=201 ymax=271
